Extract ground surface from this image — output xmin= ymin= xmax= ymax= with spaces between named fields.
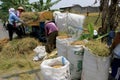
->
xmin=0 ymin=21 xmax=8 ymax=39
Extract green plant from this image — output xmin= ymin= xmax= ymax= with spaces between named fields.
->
xmin=79 ymin=23 xmax=94 ymax=40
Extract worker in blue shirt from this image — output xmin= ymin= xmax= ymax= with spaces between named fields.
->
xmin=7 ymin=8 xmax=24 ymax=41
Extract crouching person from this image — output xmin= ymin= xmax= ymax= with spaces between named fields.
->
xmin=45 ymin=19 xmax=58 ymax=53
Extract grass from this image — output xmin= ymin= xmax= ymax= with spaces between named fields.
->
xmin=83 ymin=12 xmax=101 ymax=30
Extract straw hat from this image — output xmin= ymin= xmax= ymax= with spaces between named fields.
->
xmin=17 ymin=6 xmax=24 ymax=10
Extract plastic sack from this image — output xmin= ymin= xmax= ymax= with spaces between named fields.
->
xmin=68 ymin=26 xmax=83 ymax=40
xmin=81 ymin=47 xmax=110 ymax=80
xmin=53 ymin=12 xmax=85 ymax=37
xmin=54 ymin=11 xmax=85 ymax=32
xmin=54 ymin=12 xmax=68 ymax=32
xmin=33 ymin=46 xmax=46 ymax=61
xmin=67 ymin=44 xmax=84 ymax=80
xmin=56 ymin=37 xmax=73 ymax=58
xmin=40 ymin=56 xmax=71 ymax=80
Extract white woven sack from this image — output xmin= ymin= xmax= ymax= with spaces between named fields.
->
xmin=56 ymin=37 xmax=73 ymax=58
xmin=54 ymin=12 xmax=68 ymax=32
xmin=54 ymin=12 xmax=85 ymax=33
xmin=40 ymin=56 xmax=71 ymax=80
xmin=33 ymin=46 xmax=46 ymax=61
xmin=81 ymin=48 xmax=110 ymax=80
xmin=67 ymin=44 xmax=84 ymax=80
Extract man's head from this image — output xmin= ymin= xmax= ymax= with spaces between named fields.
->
xmin=45 ymin=19 xmax=51 ymax=24
xmin=17 ymin=6 xmax=24 ymax=12
xmin=8 ymin=8 xmax=16 ymax=14
xmin=9 ymin=8 xmax=15 ymax=13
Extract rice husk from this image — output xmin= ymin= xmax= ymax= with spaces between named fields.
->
xmin=20 ymin=11 xmax=53 ymax=26
xmin=0 ymin=38 xmax=9 ymax=51
xmin=0 ymin=38 xmax=9 ymax=45
xmin=85 ymin=40 xmax=110 ymax=57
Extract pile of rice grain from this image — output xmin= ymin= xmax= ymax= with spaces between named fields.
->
xmin=57 ymin=35 xmax=70 ymax=39
xmin=51 ymin=64 xmax=63 ymax=68
xmin=70 ymin=40 xmax=85 ymax=45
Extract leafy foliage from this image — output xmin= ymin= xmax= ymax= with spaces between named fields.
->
xmin=87 ymin=23 xmax=94 ymax=38
xmin=31 ymin=0 xmax=61 ymax=11
xmin=79 ymin=23 xmax=94 ymax=40
xmin=0 ymin=0 xmax=61 ymax=21
xmin=0 ymin=0 xmax=30 ymax=20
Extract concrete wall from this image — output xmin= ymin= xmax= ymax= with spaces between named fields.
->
xmin=60 ymin=5 xmax=100 ymax=14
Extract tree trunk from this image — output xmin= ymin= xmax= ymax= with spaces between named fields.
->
xmin=108 ymin=0 xmax=119 ymax=31
xmin=100 ymin=0 xmax=119 ymax=32
xmin=101 ymin=0 xmax=109 ymax=34
xmin=99 ymin=0 xmax=119 ymax=42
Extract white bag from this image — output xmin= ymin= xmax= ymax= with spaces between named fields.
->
xmin=56 ymin=37 xmax=73 ymax=58
xmin=54 ymin=12 xmax=85 ymax=33
xmin=40 ymin=56 xmax=71 ymax=80
xmin=33 ymin=46 xmax=46 ymax=61
xmin=81 ymin=48 xmax=110 ymax=80
xmin=67 ymin=44 xmax=84 ymax=80
xmin=54 ymin=12 xmax=85 ymax=40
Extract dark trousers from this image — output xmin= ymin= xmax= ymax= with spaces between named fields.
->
xmin=18 ymin=25 xmax=25 ymax=36
xmin=7 ymin=24 xmax=22 ymax=40
xmin=45 ymin=31 xmax=58 ymax=53
xmin=111 ymin=58 xmax=120 ymax=80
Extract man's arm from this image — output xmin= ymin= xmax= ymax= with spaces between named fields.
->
xmin=13 ymin=14 xmax=25 ymax=24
